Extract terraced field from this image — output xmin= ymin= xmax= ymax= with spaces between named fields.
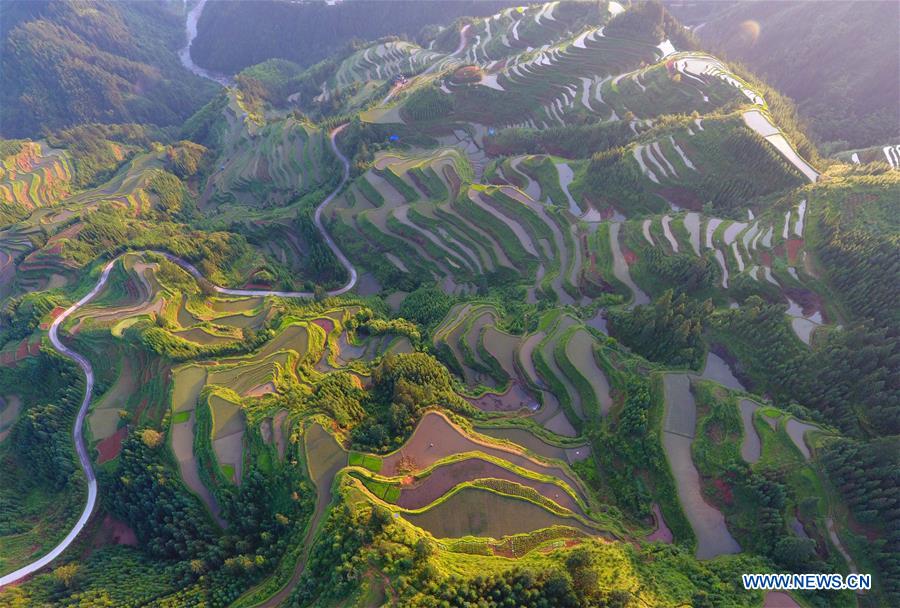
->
xmin=622 ymin=202 xmax=831 ymax=343
xmin=401 ymin=486 xmax=597 ymax=539
xmin=0 ymin=142 xmax=72 ymax=219
xmin=661 ymin=374 xmax=740 ymax=559
xmin=0 ymin=1 xmax=873 ymax=605
xmin=378 ymin=412 xmax=586 ymax=499
xmin=202 ymin=116 xmax=334 ymax=209
xmin=394 ymin=456 xmax=584 ymax=516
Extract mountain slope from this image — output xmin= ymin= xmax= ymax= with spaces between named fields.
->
xmin=190 ymin=0 xmax=516 ymax=74
xmin=0 ymin=1 xmax=897 ymax=607
xmin=1 ymin=0 xmax=219 ymax=138
xmin=668 ymin=0 xmax=900 ymax=151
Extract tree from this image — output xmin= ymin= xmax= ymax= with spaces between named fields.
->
xmin=53 ymin=563 xmax=80 ymax=589
xmin=140 ymin=429 xmax=164 ymax=449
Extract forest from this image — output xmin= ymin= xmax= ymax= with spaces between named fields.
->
xmin=0 ymin=0 xmax=897 ymax=606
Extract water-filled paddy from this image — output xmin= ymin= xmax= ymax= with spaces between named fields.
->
xmin=661 ymin=374 xmax=740 ymax=559
xmin=476 ymin=426 xmax=590 ymax=464
xmin=380 ymin=412 xmax=585 ymax=498
xmin=397 ymin=456 xmax=582 ymax=515
xmin=563 ymin=328 xmax=613 ymax=416
xmin=738 ymin=399 xmax=761 ymax=464
xmin=402 ymin=486 xmax=595 ymax=539
xmin=700 ymin=352 xmax=744 ymax=391
xmin=609 ymin=222 xmax=649 ymax=307
xmin=172 ymin=365 xmax=207 ymax=412
xmin=785 ymin=419 xmax=818 ymax=460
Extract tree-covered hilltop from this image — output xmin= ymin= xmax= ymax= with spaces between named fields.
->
xmin=1 ymin=0 xmax=219 ymax=138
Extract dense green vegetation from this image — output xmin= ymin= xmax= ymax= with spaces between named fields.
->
xmin=821 ymin=437 xmax=900 ymax=603
xmin=1 ymin=0 xmax=218 ymax=137
xmin=0 ymin=292 xmax=61 ymax=347
xmin=711 ymin=297 xmax=899 ymax=437
xmin=609 ymin=290 xmax=711 ymax=369
xmin=0 ymin=0 xmax=896 ymax=606
xmin=352 ymin=352 xmax=469 ymax=451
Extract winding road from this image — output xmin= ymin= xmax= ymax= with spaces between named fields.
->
xmin=0 ymin=126 xmax=356 ymax=589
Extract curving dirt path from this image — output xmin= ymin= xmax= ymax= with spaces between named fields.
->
xmin=0 ymin=127 xmax=356 ymax=590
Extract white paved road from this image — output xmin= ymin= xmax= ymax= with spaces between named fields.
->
xmin=0 ymin=126 xmax=355 ymax=589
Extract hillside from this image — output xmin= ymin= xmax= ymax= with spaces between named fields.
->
xmin=667 ymin=0 xmax=900 ymax=151
xmin=191 ymin=0 xmax=516 ymax=74
xmin=0 ymin=0 xmax=219 ymax=138
xmin=0 ymin=1 xmax=898 ymax=607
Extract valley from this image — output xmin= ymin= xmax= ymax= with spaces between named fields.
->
xmin=0 ymin=1 xmax=897 ymax=607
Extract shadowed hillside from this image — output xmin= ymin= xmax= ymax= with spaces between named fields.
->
xmin=1 ymin=0 xmax=219 ymax=138
xmin=667 ymin=0 xmax=900 ymax=151
xmin=191 ymin=0 xmax=517 ymax=74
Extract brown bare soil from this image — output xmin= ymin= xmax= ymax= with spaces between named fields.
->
xmin=786 ymin=238 xmax=803 ymax=264
xmin=657 ymin=186 xmax=702 ymax=210
xmin=783 ymin=287 xmax=826 ymax=320
xmin=646 ymin=504 xmax=673 ymax=543
xmin=96 ymin=426 xmax=128 ymax=464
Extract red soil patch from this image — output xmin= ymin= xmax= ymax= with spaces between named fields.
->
xmin=657 ymin=186 xmax=702 ymax=210
xmin=763 ymin=592 xmax=802 ymax=608
xmin=50 ymin=223 xmax=83 ymax=242
xmin=96 ymin=427 xmax=128 ymax=464
xmin=14 ymin=144 xmax=40 ymax=171
xmin=95 ymin=514 xmax=138 ymax=548
xmin=786 ymin=239 xmax=803 ymax=265
xmin=28 ymin=339 xmax=41 ymax=357
xmin=845 ymin=513 xmax=881 ymax=542
xmin=759 ymin=251 xmax=772 ymax=266
xmin=492 ymin=546 xmax=517 ymax=558
xmin=313 ymin=318 xmax=335 ymax=334
xmin=597 ymin=205 xmax=622 ymax=220
xmin=646 ymin=504 xmax=673 ymax=543
xmin=451 ymin=65 xmax=483 ymax=84
xmin=622 ymin=246 xmax=637 ymax=265
xmin=443 ymin=166 xmax=462 ymax=198
xmin=15 ymin=340 xmax=29 ymax=360
xmin=711 ymin=478 xmax=734 ymax=506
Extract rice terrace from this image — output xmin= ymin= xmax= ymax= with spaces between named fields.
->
xmin=0 ymin=0 xmax=897 ymax=607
